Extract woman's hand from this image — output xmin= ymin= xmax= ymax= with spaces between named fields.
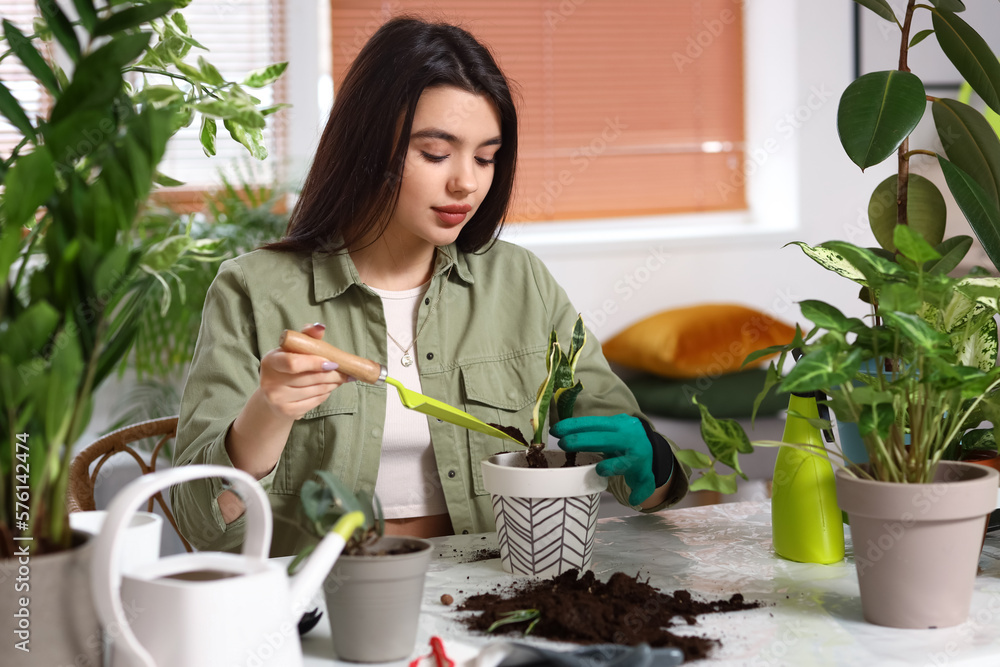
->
xmin=258 ymin=323 xmax=353 ymax=420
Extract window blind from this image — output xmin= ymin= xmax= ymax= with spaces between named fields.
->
xmin=1 ymin=0 xmax=286 ymax=198
xmin=330 ymin=1 xmax=746 ymax=222
xmin=155 ymin=0 xmax=286 ymax=192
xmin=0 ymin=4 xmax=47 ymax=160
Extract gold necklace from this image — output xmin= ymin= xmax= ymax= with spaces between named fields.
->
xmin=384 ymin=267 xmax=452 ymax=367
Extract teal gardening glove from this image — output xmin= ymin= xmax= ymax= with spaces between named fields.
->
xmin=551 ymin=414 xmax=672 ymax=505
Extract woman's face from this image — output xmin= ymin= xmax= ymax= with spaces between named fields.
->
xmin=387 ymin=85 xmax=502 ymax=250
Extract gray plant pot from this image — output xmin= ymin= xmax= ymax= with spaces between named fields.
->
xmin=323 ymin=536 xmax=432 ymax=663
xmin=836 ymin=461 xmax=1000 ymax=628
xmin=0 ymin=531 xmax=102 ymax=667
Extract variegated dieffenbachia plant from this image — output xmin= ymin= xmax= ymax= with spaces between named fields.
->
xmin=692 ymin=226 xmax=1000 ymax=486
xmin=529 ymin=315 xmax=587 ymax=460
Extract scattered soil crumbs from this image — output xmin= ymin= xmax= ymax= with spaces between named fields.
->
xmin=456 ymin=569 xmax=762 ymax=662
xmin=462 ymin=548 xmax=501 ymax=563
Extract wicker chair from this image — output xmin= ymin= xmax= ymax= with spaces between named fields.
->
xmin=67 ymin=415 xmax=192 ymax=552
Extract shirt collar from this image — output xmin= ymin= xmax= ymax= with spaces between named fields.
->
xmin=311 ymin=243 xmax=474 ymax=302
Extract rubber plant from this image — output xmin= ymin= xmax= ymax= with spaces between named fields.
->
xmin=526 ymin=314 xmax=586 ymax=468
xmin=683 ymin=0 xmax=1000 ymax=488
xmin=0 ymin=0 xmax=286 ymax=557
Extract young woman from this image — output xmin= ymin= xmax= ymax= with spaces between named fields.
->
xmin=171 ymin=17 xmax=687 ymax=556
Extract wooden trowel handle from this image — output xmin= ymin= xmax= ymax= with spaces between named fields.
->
xmin=279 ymin=330 xmax=385 ymax=385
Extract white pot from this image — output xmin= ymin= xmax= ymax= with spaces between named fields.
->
xmin=481 ymin=450 xmax=607 ymax=576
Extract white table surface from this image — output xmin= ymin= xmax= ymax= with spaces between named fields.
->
xmin=302 ymin=500 xmax=1000 ymax=666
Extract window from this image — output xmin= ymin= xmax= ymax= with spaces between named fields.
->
xmin=0 ymin=5 xmax=48 ymax=159
xmin=0 ymin=0 xmax=286 ymax=207
xmin=155 ymin=0 xmax=286 ymax=196
xmin=329 ymin=1 xmax=745 ymax=222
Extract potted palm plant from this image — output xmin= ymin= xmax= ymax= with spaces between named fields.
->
xmin=0 ymin=1 xmax=285 ymax=663
xmin=687 ymin=0 xmax=1000 ymax=630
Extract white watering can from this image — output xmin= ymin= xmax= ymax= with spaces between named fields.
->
xmin=91 ymin=464 xmax=364 ymax=667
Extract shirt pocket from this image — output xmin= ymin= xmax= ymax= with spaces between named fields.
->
xmin=461 ymin=351 xmax=542 ymax=496
xmin=274 ymin=383 xmax=359 ymax=495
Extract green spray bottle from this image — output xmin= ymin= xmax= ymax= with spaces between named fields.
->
xmin=771 ymin=389 xmax=845 ymax=564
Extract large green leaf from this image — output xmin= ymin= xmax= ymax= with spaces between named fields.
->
xmin=243 ymin=62 xmax=288 ymax=88
xmin=782 ymin=346 xmax=862 ymax=394
xmin=3 ymin=146 xmax=55 ymax=226
xmin=837 ymin=70 xmax=926 ymax=170
xmin=932 ymin=9 xmax=1000 ymax=115
xmin=3 ymin=20 xmax=60 ymax=94
xmin=926 ymin=236 xmax=973 ymax=275
xmin=225 ymin=119 xmax=268 ymax=160
xmin=881 ymin=311 xmax=951 ymax=348
xmin=694 ymin=399 xmax=751 ymax=479
xmin=853 ymin=0 xmax=896 ymax=22
xmin=867 ymin=174 xmax=946 ymax=252
xmin=932 ymin=99 xmax=1000 ymax=209
xmin=37 ymin=0 xmax=81 ymax=62
xmin=909 ymin=29 xmax=934 ymax=48
xmin=879 ymin=282 xmax=922 ymax=314
xmin=50 ymin=33 xmax=152 ymax=125
xmin=929 ymin=0 xmax=965 ymax=10
xmin=200 ymin=116 xmax=217 ymax=157
xmin=939 ymin=157 xmax=1000 ymax=270
xmin=858 ymin=402 xmax=895 ymax=439
xmin=786 ymin=241 xmax=867 ymax=283
xmin=92 ymin=2 xmax=175 ymax=37
xmin=821 ymin=240 xmax=904 ymax=284
xmin=71 ymin=0 xmax=99 ymax=32
xmin=798 ymin=300 xmax=865 ymax=333
xmin=952 ymin=316 xmax=998 ymax=370
xmin=893 ymin=223 xmax=942 ymax=265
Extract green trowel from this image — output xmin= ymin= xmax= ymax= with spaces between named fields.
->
xmin=280 ymin=330 xmax=524 ymax=444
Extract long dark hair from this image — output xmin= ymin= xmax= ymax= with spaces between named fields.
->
xmin=266 ymin=17 xmax=518 ymax=255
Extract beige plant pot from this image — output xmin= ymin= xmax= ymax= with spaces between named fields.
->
xmin=836 ymin=461 xmax=999 ymax=629
xmin=481 ymin=450 xmax=607 ymax=576
xmin=0 ymin=531 xmax=102 ymax=667
xmin=323 ymin=537 xmax=432 ymax=663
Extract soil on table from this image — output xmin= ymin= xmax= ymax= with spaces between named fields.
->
xmin=456 ymin=568 xmax=763 ymax=662
xmin=462 ymin=547 xmax=501 ymax=563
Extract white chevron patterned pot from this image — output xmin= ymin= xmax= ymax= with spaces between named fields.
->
xmin=481 ymin=451 xmax=607 ymax=576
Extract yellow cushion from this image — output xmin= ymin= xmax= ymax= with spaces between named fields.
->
xmin=602 ymin=304 xmax=796 ymax=379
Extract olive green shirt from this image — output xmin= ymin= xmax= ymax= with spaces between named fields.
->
xmin=171 ymin=241 xmax=689 ymax=555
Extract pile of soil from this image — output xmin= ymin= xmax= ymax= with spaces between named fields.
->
xmin=455 ymin=569 xmax=762 ymax=661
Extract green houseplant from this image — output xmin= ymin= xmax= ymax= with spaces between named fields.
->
xmin=295 ymin=471 xmax=432 ymax=663
xmin=480 ymin=315 xmax=608 ymax=576
xmin=1 ymin=5 xmax=285 ymax=662
xmin=0 ymin=0 xmax=286 ymax=560
xmin=684 ymin=0 xmax=1000 ymax=629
